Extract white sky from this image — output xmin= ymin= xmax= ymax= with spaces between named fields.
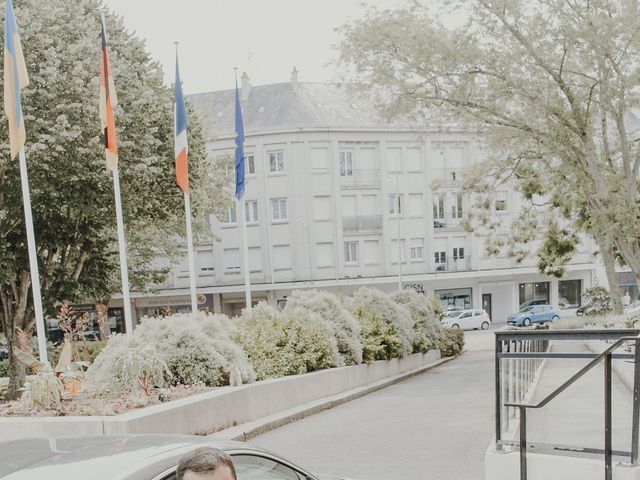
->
xmin=101 ymin=0 xmax=409 ymax=95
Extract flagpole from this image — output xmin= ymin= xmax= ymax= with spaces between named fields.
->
xmin=234 ymin=67 xmax=251 ymax=310
xmin=184 ymin=191 xmax=198 ymax=313
xmin=238 ymin=198 xmax=251 ymax=309
xmin=111 ymin=166 xmax=133 ymax=334
xmin=17 ymin=147 xmax=47 ymax=364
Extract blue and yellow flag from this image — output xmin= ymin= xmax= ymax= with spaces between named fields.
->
xmin=3 ymin=0 xmax=29 ymax=159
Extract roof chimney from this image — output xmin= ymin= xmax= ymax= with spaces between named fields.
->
xmin=241 ymin=72 xmax=250 ymax=100
xmin=290 ymin=66 xmax=298 ymax=85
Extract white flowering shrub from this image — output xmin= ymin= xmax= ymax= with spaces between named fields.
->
xmin=391 ymin=290 xmax=445 ymax=353
xmin=233 ymin=302 xmax=340 ymax=380
xmin=285 ymin=289 xmax=363 ymax=365
xmin=83 ymin=333 xmax=134 ymax=396
xmin=344 ymin=287 xmax=414 ymax=362
xmin=84 ymin=312 xmax=255 ymax=397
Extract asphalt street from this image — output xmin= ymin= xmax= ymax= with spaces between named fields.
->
xmin=252 ymin=327 xmax=497 ymax=480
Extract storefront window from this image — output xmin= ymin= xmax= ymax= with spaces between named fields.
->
xmin=519 ymin=282 xmax=550 ymax=308
xmin=616 ymin=272 xmax=639 ymax=304
xmin=435 ymin=287 xmax=472 ymax=311
xmin=558 ymin=280 xmax=582 ymax=309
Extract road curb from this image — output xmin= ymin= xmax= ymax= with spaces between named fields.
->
xmin=211 ymin=353 xmax=460 ymax=442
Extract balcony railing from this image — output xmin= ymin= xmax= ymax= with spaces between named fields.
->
xmin=342 ymin=215 xmax=383 ymax=234
xmin=434 ymin=255 xmax=471 ymax=272
xmin=433 ymin=216 xmax=464 ymax=231
xmin=340 ymin=169 xmax=380 ymax=187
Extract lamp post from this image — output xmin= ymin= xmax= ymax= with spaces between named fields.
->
xmin=388 ymin=173 xmax=402 ymax=290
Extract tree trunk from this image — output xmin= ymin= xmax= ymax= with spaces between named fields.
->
xmin=592 ymin=230 xmax=623 ymax=314
xmin=601 ymin=245 xmax=623 ymax=314
xmin=3 ymin=274 xmax=32 ymax=399
xmin=5 ymin=332 xmax=25 ymax=400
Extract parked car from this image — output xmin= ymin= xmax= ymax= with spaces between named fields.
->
xmin=441 ymin=309 xmax=491 ymax=330
xmin=576 ymin=303 xmax=594 ymax=316
xmin=518 ymin=299 xmax=548 ymax=311
xmin=507 ymin=304 xmax=560 ymax=327
xmin=558 ymin=299 xmax=579 ymax=309
xmin=0 ymin=341 xmax=8 ymax=360
xmin=0 ymin=434 xmax=349 ymax=480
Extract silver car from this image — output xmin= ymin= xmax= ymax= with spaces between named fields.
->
xmin=0 ymin=434 xmax=351 ymax=480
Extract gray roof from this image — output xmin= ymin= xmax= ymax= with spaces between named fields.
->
xmin=188 ymin=81 xmax=413 ymax=140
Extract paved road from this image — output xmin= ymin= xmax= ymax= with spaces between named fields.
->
xmin=252 ymin=328 xmax=497 ymax=480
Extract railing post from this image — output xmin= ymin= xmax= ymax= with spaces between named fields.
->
xmin=519 ymin=406 xmax=527 ymax=480
xmin=605 ymin=352 xmax=612 ymax=480
xmin=632 ymin=338 xmax=640 ymax=464
xmin=495 ymin=334 xmax=503 ymax=450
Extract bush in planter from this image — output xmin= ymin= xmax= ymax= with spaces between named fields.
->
xmin=233 ymin=302 xmax=340 ymax=380
xmin=344 ymin=287 xmax=414 ymax=362
xmin=440 ymin=328 xmax=465 ymax=357
xmin=583 ymin=286 xmax=613 ymax=316
xmin=84 ymin=312 xmax=255 ymax=397
xmin=285 ymin=289 xmax=363 ymax=366
xmin=390 ymin=290 xmax=445 ymax=353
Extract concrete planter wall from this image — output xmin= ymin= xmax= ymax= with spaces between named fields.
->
xmin=0 ymin=350 xmax=440 ymax=441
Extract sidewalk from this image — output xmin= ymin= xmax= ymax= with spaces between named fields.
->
xmin=526 ymin=340 xmax=633 ymax=453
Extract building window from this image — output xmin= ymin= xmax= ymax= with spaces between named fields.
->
xmin=271 ymin=198 xmax=288 ymax=221
xmin=453 ymin=247 xmax=465 ymax=260
xmin=411 ymin=239 xmax=424 ymax=260
xmin=198 ymin=250 xmax=215 ymax=272
xmin=269 ymin=151 xmax=285 ymax=173
xmin=225 ymin=205 xmax=237 ymax=224
xmin=519 ymin=282 xmax=550 ymax=308
xmin=559 ymin=279 xmax=582 ymax=308
xmin=344 ymin=241 xmax=358 ymax=264
xmin=246 ymin=154 xmax=255 ymax=175
xmin=451 ymin=193 xmax=463 ymax=219
xmin=245 ymin=200 xmax=258 ymax=223
xmin=388 ymin=193 xmax=404 ymax=215
xmin=339 ymin=151 xmax=353 ymax=176
xmin=386 ymin=147 xmax=402 ymax=172
xmin=435 ymin=287 xmax=472 ymax=310
xmin=406 ymin=148 xmax=422 ymax=172
xmin=224 ymin=248 xmax=240 ymax=271
xmin=433 ymin=195 xmax=445 ymax=220
xmin=434 ymin=251 xmax=446 ymax=264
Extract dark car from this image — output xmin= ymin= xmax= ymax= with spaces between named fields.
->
xmin=0 ymin=342 xmax=8 ymax=360
xmin=0 ymin=434 xmax=353 ymax=480
xmin=576 ymin=303 xmax=594 ymax=316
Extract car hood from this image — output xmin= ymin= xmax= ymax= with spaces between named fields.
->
xmin=0 ymin=435 xmax=257 ymax=480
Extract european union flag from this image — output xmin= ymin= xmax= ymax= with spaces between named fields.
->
xmin=235 ymin=78 xmax=245 ymax=200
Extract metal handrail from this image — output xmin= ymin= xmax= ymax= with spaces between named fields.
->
xmin=504 ymin=335 xmax=640 ymax=480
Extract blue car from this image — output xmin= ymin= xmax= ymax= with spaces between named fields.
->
xmin=507 ymin=304 xmax=560 ymax=327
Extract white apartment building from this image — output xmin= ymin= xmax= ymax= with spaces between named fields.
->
xmin=123 ymin=71 xmax=602 ymax=325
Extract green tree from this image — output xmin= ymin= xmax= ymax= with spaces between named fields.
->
xmin=0 ymin=0 xmax=231 ymax=398
xmin=338 ymin=0 xmax=640 ymax=304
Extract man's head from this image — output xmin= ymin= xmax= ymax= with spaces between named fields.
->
xmin=176 ymin=447 xmax=237 ymax=480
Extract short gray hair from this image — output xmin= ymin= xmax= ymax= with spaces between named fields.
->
xmin=176 ymin=447 xmax=237 ymax=480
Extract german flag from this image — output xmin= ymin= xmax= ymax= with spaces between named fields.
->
xmin=99 ymin=17 xmax=118 ymax=171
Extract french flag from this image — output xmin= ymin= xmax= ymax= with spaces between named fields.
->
xmin=174 ymin=53 xmax=189 ymax=192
